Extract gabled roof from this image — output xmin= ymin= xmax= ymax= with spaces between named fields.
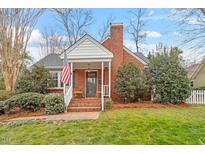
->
xmin=60 ymin=34 xmax=113 ymax=60
xmin=188 ymin=58 xmax=205 ymax=80
xmin=33 ymin=53 xmax=63 ymax=68
xmin=186 ymin=63 xmax=200 ymax=79
xmin=123 ymin=46 xmax=149 ymax=65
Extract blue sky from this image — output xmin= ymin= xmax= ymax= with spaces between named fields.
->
xmin=28 ymin=8 xmax=193 ymax=63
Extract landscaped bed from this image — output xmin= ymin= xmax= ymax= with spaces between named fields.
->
xmin=0 ymin=101 xmax=188 ymax=121
xmin=0 ymin=105 xmax=205 ymax=144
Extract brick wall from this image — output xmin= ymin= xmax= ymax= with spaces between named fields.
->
xmin=102 ymin=23 xmax=147 ymax=101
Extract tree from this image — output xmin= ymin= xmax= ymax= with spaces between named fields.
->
xmin=15 ymin=65 xmax=51 ymax=94
xmin=172 ymin=9 xmax=205 ymax=51
xmin=115 ymin=62 xmax=147 ymax=102
xmin=98 ymin=16 xmax=115 ymax=42
xmin=0 ymin=9 xmax=43 ymax=92
xmin=128 ymin=9 xmax=147 ymax=52
xmin=53 ymin=9 xmax=93 ymax=47
xmin=148 ymin=46 xmax=191 ymax=103
xmin=39 ymin=28 xmax=68 ymax=57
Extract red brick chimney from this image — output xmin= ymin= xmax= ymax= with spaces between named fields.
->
xmin=110 ymin=23 xmax=124 ymax=67
xmin=110 ymin=23 xmax=124 ymax=100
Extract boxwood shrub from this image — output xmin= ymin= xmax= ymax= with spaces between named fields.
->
xmin=4 ymin=92 xmax=44 ymax=113
xmin=44 ymin=94 xmax=65 ymax=115
xmin=0 ymin=90 xmax=13 ymax=101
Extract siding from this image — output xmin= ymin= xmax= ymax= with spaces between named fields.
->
xmin=68 ymin=38 xmax=112 ymax=59
xmin=193 ymin=64 xmax=205 ymax=88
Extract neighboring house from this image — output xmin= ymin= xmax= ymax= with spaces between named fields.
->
xmin=187 ymin=59 xmax=205 ymax=89
xmin=34 ymin=23 xmax=149 ymax=111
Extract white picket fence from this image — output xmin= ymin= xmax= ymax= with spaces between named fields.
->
xmin=186 ymin=90 xmax=205 ymax=105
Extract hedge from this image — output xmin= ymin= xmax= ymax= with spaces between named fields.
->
xmin=44 ymin=94 xmax=65 ymax=115
xmin=0 ymin=90 xmax=13 ymax=101
xmin=3 ymin=92 xmax=44 ymax=113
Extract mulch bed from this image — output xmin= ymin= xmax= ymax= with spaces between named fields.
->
xmin=111 ymin=101 xmax=189 ymax=109
xmin=0 ymin=102 xmax=190 ymax=122
xmin=0 ymin=107 xmax=45 ymax=121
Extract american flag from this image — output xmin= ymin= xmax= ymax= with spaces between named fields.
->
xmin=61 ymin=52 xmax=70 ymax=85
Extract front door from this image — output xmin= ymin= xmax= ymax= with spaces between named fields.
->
xmin=86 ymin=71 xmax=97 ymax=97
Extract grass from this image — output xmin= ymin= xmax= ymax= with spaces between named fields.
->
xmin=0 ymin=105 xmax=205 ymax=144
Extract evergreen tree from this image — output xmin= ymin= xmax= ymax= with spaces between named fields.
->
xmin=149 ymin=47 xmax=191 ymax=103
xmin=115 ymin=62 xmax=147 ymax=102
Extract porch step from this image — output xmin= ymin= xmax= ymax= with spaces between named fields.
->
xmin=67 ymin=98 xmax=101 ymax=112
xmin=67 ymin=106 xmax=101 ymax=112
xmin=69 ymin=102 xmax=100 ymax=107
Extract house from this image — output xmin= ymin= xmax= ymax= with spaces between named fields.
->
xmin=34 ymin=23 xmax=149 ymax=111
xmin=187 ymin=58 xmax=205 ymax=89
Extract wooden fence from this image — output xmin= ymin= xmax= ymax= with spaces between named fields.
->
xmin=186 ymin=90 xmax=205 ymax=105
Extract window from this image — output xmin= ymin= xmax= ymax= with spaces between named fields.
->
xmin=190 ymin=80 xmax=194 ymax=88
xmin=50 ymin=72 xmax=58 ymax=88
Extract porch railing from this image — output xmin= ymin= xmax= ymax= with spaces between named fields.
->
xmin=103 ymin=85 xmax=109 ymax=97
xmin=64 ymin=85 xmax=73 ymax=107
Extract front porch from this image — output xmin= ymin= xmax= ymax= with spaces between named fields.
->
xmin=61 ymin=35 xmax=113 ymax=111
xmin=64 ymin=61 xmax=112 ymax=111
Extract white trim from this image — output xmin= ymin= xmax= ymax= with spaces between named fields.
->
xmin=85 ymin=70 xmax=98 ymax=98
xmin=110 ymin=22 xmax=123 ymax=26
xmin=68 ymin=58 xmax=112 ymax=63
xmin=70 ymin=62 xmax=73 ymax=87
xmin=108 ymin=61 xmax=111 ymax=98
xmin=101 ymin=62 xmax=104 ymax=111
xmin=123 ymin=46 xmax=148 ymax=65
xmin=60 ymin=34 xmax=113 ymax=59
xmin=101 ymin=36 xmax=110 ymax=44
xmin=49 ymin=71 xmax=63 ymax=88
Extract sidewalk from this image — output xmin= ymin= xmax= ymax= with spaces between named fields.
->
xmin=7 ymin=112 xmax=100 ymax=122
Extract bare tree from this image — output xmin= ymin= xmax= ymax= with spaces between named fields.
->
xmin=39 ymin=28 xmax=68 ymax=57
xmin=172 ymin=9 xmax=205 ymax=51
xmin=98 ymin=16 xmax=115 ymax=42
xmin=0 ymin=9 xmax=43 ymax=92
xmin=52 ymin=9 xmax=93 ymax=47
xmin=128 ymin=9 xmax=147 ymax=52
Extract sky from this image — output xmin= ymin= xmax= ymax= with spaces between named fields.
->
xmin=27 ymin=8 xmax=202 ymax=64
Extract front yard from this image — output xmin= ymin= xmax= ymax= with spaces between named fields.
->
xmin=0 ymin=105 xmax=205 ymax=144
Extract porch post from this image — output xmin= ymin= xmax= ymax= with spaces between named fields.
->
xmin=108 ymin=61 xmax=111 ymax=98
xmin=101 ymin=61 xmax=104 ymax=111
xmin=70 ymin=62 xmax=73 ymax=87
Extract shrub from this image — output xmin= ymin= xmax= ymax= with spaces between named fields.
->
xmin=115 ymin=62 xmax=147 ymax=102
xmin=0 ymin=101 xmax=6 ymax=115
xmin=15 ymin=65 xmax=51 ymax=94
xmin=4 ymin=92 xmax=44 ymax=113
xmin=0 ymin=90 xmax=13 ymax=101
xmin=148 ymin=46 xmax=191 ymax=103
xmin=105 ymin=98 xmax=113 ymax=110
xmin=0 ymin=71 xmax=5 ymax=90
xmin=44 ymin=94 xmax=65 ymax=115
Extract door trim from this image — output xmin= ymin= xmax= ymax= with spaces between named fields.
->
xmin=85 ymin=70 xmax=98 ymax=98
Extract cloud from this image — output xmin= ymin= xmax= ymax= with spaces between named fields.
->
xmin=187 ymin=18 xmax=201 ymax=25
xmin=29 ymin=29 xmax=43 ymax=44
xmin=148 ymin=10 xmax=155 ymax=16
xmin=143 ymin=15 xmax=168 ymax=21
xmin=27 ymin=46 xmax=42 ymax=63
xmin=124 ymin=40 xmax=156 ymax=56
xmin=173 ymin=32 xmax=182 ymax=36
xmin=144 ymin=31 xmax=162 ymax=38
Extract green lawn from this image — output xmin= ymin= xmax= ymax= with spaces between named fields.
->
xmin=0 ymin=105 xmax=205 ymax=144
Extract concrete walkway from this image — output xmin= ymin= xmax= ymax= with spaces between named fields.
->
xmin=7 ymin=112 xmax=100 ymax=122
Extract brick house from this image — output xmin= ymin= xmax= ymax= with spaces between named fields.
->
xmin=34 ymin=23 xmax=149 ymax=111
